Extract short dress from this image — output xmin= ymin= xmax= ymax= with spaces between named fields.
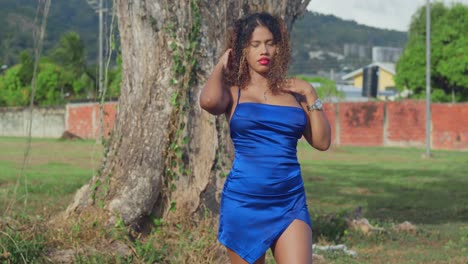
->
xmin=218 ymin=88 xmax=312 ymax=263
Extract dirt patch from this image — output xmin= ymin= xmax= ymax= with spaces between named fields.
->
xmin=304 ymin=175 xmax=325 ymax=181
xmin=393 ymin=221 xmax=418 ymax=233
xmin=405 ymin=176 xmax=442 ymax=184
xmin=60 ymin=131 xmax=83 ymax=141
xmin=339 ymin=187 xmax=375 ymax=196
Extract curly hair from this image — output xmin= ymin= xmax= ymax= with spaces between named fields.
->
xmin=223 ymin=12 xmax=291 ymax=94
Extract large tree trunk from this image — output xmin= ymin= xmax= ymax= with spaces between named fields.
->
xmin=64 ymin=0 xmax=311 ymax=230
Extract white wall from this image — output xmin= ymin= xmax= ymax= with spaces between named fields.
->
xmin=0 ymin=107 xmax=65 ymax=138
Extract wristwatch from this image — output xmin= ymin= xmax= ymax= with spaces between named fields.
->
xmin=307 ymin=99 xmax=323 ymax=112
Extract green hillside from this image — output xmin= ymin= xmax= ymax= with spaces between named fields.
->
xmin=0 ymin=0 xmax=105 ymax=66
xmin=291 ymin=11 xmax=407 ymax=74
xmin=0 ymin=1 xmax=407 ymax=74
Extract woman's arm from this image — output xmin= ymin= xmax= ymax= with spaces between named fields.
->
xmin=199 ymin=49 xmax=232 ymax=115
xmin=285 ymin=78 xmax=331 ymax=151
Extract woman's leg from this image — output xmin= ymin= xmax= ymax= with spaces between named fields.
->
xmin=227 ymin=248 xmax=265 ymax=264
xmin=271 ymin=219 xmax=313 ymax=264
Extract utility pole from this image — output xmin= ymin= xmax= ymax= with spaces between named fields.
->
xmin=425 ymin=0 xmax=432 ymax=157
xmin=87 ymin=0 xmax=107 ymax=143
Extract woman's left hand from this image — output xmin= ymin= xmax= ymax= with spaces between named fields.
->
xmin=281 ymin=79 xmax=318 ymax=101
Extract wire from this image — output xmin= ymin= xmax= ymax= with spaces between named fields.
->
xmin=100 ymin=0 xmax=115 ymax=140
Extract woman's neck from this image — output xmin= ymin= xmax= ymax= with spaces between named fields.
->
xmin=248 ymin=70 xmax=269 ymax=90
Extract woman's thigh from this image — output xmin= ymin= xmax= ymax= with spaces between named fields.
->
xmin=271 ymin=219 xmax=313 ymax=264
xmin=227 ymin=248 xmax=265 ymax=264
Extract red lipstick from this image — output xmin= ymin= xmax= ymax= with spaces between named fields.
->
xmin=258 ymin=57 xmax=270 ymax=65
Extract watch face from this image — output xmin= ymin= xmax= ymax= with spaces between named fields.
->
xmin=315 ymin=99 xmax=322 ymax=109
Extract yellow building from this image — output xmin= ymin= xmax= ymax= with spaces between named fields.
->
xmin=342 ymin=62 xmax=396 ymax=91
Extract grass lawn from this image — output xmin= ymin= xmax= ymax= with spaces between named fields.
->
xmin=298 ymin=142 xmax=468 ymax=263
xmin=0 ymin=136 xmax=103 ymax=216
xmin=0 ymin=137 xmax=467 ymax=263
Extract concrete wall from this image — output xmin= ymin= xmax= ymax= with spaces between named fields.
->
xmin=0 ymin=107 xmax=65 ymax=138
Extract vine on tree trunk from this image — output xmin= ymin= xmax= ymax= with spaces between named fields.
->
xmin=163 ymin=0 xmax=202 ymax=213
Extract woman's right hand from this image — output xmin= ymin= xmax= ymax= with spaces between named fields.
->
xmin=219 ymin=49 xmax=232 ymax=71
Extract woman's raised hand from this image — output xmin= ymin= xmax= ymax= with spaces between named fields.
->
xmin=281 ymin=79 xmax=318 ymax=101
xmin=219 ymin=49 xmax=232 ymax=71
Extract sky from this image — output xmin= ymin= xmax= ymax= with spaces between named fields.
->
xmin=307 ymin=0 xmax=468 ymax=31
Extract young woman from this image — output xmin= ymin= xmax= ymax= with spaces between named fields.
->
xmin=199 ymin=12 xmax=331 ymax=264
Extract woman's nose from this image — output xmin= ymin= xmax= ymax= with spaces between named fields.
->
xmin=261 ymin=44 xmax=269 ymax=54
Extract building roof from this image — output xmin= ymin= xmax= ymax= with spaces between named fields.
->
xmin=341 ymin=62 xmax=396 ymax=81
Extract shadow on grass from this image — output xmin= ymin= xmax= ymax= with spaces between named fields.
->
xmin=303 ymin=163 xmax=468 ymax=225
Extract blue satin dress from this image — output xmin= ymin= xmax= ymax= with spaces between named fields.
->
xmin=218 ymin=88 xmax=312 ymax=263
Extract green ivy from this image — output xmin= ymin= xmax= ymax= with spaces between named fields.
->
xmin=163 ymin=0 xmax=202 ymax=209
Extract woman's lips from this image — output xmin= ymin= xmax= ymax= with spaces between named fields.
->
xmin=258 ymin=58 xmax=270 ymax=65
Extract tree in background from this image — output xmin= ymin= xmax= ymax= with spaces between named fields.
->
xmin=18 ymin=50 xmax=34 ymax=86
xmin=296 ymin=75 xmax=344 ymax=102
xmin=0 ymin=58 xmax=68 ymax=107
xmin=0 ymin=51 xmax=35 ymax=106
xmin=50 ymin=31 xmax=93 ymax=99
xmin=0 ymin=65 xmax=27 ymax=106
xmin=34 ymin=61 xmax=65 ymax=106
xmin=395 ymin=3 xmax=468 ymax=102
xmin=434 ymin=4 xmax=468 ymax=100
xmin=0 ymin=29 xmax=122 ymax=106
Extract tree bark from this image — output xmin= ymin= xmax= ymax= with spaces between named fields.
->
xmin=64 ymin=0 xmax=311 ymax=231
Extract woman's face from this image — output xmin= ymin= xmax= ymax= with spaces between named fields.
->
xmin=244 ymin=26 xmax=277 ymax=74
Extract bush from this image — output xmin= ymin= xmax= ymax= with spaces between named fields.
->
xmin=0 ymin=65 xmax=29 ymax=106
xmin=311 ymin=210 xmax=349 ymax=243
xmin=35 ymin=62 xmax=65 ymax=106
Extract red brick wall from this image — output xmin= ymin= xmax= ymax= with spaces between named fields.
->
xmin=386 ymin=101 xmax=426 ymax=147
xmin=66 ymin=102 xmax=118 ymax=139
xmin=323 ymin=104 xmax=337 ymax=145
xmin=432 ymin=103 xmax=468 ymax=150
xmin=338 ymin=102 xmax=385 ymax=146
xmin=66 ymin=101 xmax=468 ymax=150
